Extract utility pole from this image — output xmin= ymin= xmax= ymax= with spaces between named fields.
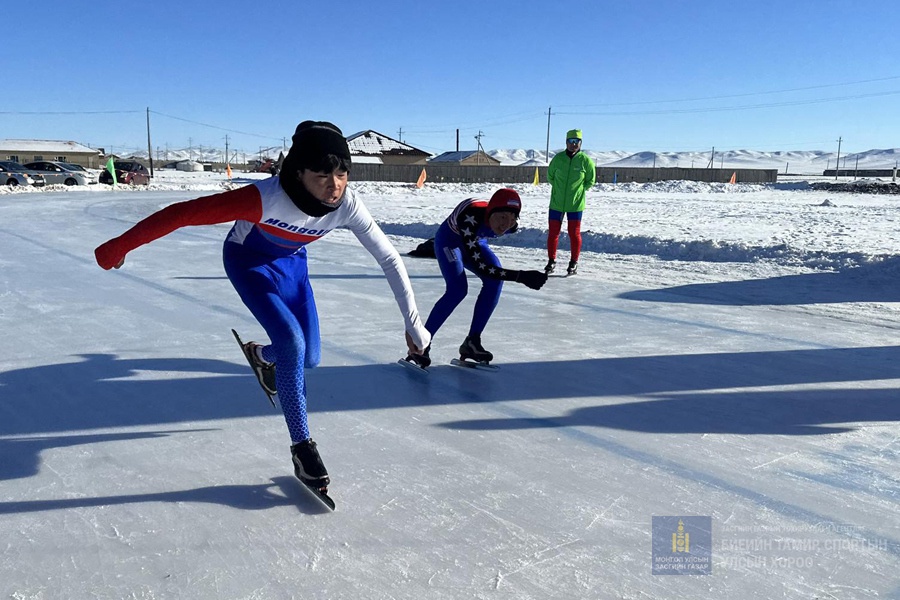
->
xmin=707 ymin=146 xmax=715 ymax=169
xmin=545 ymin=106 xmax=552 ymax=163
xmin=474 ymin=130 xmax=485 ymax=165
xmin=225 ymin=135 xmax=230 ymax=168
xmin=397 ymin=127 xmax=404 ymax=143
xmin=834 ymin=136 xmax=842 ymax=180
xmin=146 ymin=107 xmax=154 ymax=177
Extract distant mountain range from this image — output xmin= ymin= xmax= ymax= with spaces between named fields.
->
xmin=488 ymin=148 xmax=900 ymax=175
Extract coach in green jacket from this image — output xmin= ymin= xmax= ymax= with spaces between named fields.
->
xmin=545 ymin=128 xmax=596 ymax=276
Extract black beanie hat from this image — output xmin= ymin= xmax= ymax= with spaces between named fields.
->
xmin=285 ymin=120 xmax=352 ymax=173
xmin=279 ymin=121 xmax=352 ymax=217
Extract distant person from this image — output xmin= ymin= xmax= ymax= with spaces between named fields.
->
xmin=545 ymin=129 xmax=596 ymax=275
xmin=404 ymin=188 xmax=548 ymax=369
xmin=95 ymin=120 xmax=430 ymax=500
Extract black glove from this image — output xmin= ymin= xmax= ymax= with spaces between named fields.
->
xmin=516 ymin=270 xmax=548 ymax=290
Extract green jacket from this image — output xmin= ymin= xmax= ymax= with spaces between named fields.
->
xmin=547 ymin=150 xmax=596 ymax=212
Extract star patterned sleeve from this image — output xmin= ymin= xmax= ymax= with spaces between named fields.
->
xmin=455 ymin=205 xmax=520 ymax=282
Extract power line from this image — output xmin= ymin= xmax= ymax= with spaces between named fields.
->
xmin=554 ymin=74 xmax=900 ymax=109
xmin=148 ymin=110 xmax=282 ymax=141
xmin=400 ymin=110 xmax=545 ymax=135
xmin=0 ymin=109 xmax=141 ymax=115
xmin=556 ymin=89 xmax=900 ymax=116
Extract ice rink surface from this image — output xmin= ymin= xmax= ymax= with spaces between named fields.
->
xmin=2 ymin=177 xmax=899 ymax=599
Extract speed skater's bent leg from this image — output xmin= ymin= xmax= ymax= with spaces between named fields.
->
xmin=424 ymin=224 xmax=469 ymax=337
xmin=233 ymin=290 xmax=312 ymax=442
xmin=225 ymin=246 xmax=315 ymax=443
xmin=468 ymin=241 xmax=502 ymax=336
xmin=255 ymin=277 xmax=319 ymax=369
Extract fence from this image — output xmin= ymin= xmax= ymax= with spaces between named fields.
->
xmin=349 ymin=164 xmax=777 ymax=184
xmin=822 ymin=169 xmax=898 ymax=179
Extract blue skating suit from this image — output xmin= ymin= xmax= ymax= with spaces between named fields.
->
xmin=425 ymin=198 xmax=521 ymax=339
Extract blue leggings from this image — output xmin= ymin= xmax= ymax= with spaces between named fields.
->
xmin=424 ymin=222 xmax=503 ymax=339
xmin=223 ymin=242 xmax=320 ymax=443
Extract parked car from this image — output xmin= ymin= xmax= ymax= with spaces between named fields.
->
xmin=0 ymin=161 xmax=46 ymax=187
xmin=23 ymin=160 xmax=96 ymax=185
xmin=61 ymin=162 xmax=102 ymax=181
xmin=99 ymin=160 xmax=151 ymax=185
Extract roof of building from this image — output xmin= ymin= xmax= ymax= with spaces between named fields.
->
xmin=428 ymin=150 xmax=500 ymax=164
xmin=346 ymin=130 xmax=429 ymax=157
xmin=0 ymin=139 xmax=101 ymax=154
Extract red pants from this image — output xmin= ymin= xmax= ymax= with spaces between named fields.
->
xmin=547 ymin=214 xmax=582 ymax=262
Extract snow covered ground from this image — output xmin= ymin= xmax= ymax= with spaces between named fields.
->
xmin=2 ymin=171 xmax=900 ymax=599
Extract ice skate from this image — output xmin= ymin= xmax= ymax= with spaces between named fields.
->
xmin=544 ymin=259 xmax=556 ymax=274
xmin=291 ymin=439 xmax=330 ymax=489
xmin=402 ymin=344 xmax=431 ymax=369
xmin=458 ymin=335 xmax=493 ymax=364
xmin=452 ymin=336 xmax=500 ymax=371
xmin=232 ymin=329 xmax=277 ymax=406
xmin=567 ymin=260 xmax=578 ymax=276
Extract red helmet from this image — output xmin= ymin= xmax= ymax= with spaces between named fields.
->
xmin=486 ymin=188 xmax=522 ymax=218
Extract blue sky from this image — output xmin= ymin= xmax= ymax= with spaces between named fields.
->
xmin=6 ymin=0 xmax=900 ymax=158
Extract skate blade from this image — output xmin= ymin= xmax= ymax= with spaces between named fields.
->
xmin=450 ymin=358 xmax=500 ymax=371
xmin=397 ymin=358 xmax=429 ymax=374
xmin=301 ymin=481 xmax=335 ymax=510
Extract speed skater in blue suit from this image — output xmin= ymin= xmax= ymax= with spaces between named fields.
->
xmin=405 ymin=188 xmax=548 ymax=368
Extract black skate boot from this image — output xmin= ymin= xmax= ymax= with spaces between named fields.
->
xmin=232 ymin=329 xmax=277 ymax=406
xmin=567 ymin=260 xmax=578 ymax=276
xmin=405 ymin=344 xmax=431 ymax=369
xmin=544 ymin=259 xmax=556 ymax=274
xmin=240 ymin=340 xmax=276 ymax=394
xmin=459 ymin=335 xmax=493 ymax=364
xmin=291 ymin=439 xmax=330 ymax=489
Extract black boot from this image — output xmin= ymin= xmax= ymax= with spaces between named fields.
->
xmin=235 ymin=332 xmax=277 ymax=394
xmin=459 ymin=335 xmax=493 ymax=363
xmin=291 ymin=439 xmax=330 ymax=489
xmin=567 ymin=260 xmax=578 ymax=276
xmin=406 ymin=344 xmax=431 ymax=368
xmin=544 ymin=259 xmax=556 ymax=274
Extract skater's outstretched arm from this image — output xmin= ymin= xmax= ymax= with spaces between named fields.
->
xmin=453 ymin=203 xmax=547 ymax=290
xmin=95 ymin=186 xmax=262 ymax=270
xmin=344 ymin=196 xmax=431 ymax=353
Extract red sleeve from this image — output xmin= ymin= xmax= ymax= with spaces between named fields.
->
xmin=95 ymin=185 xmax=263 ymax=270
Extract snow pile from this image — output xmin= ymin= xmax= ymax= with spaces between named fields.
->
xmin=5 ymin=173 xmax=898 ymax=272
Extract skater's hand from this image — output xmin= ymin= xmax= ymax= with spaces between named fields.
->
xmin=405 ymin=331 xmax=424 ymax=355
xmin=95 ymin=240 xmax=126 ymax=270
xmin=516 ymin=270 xmax=548 ymax=290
